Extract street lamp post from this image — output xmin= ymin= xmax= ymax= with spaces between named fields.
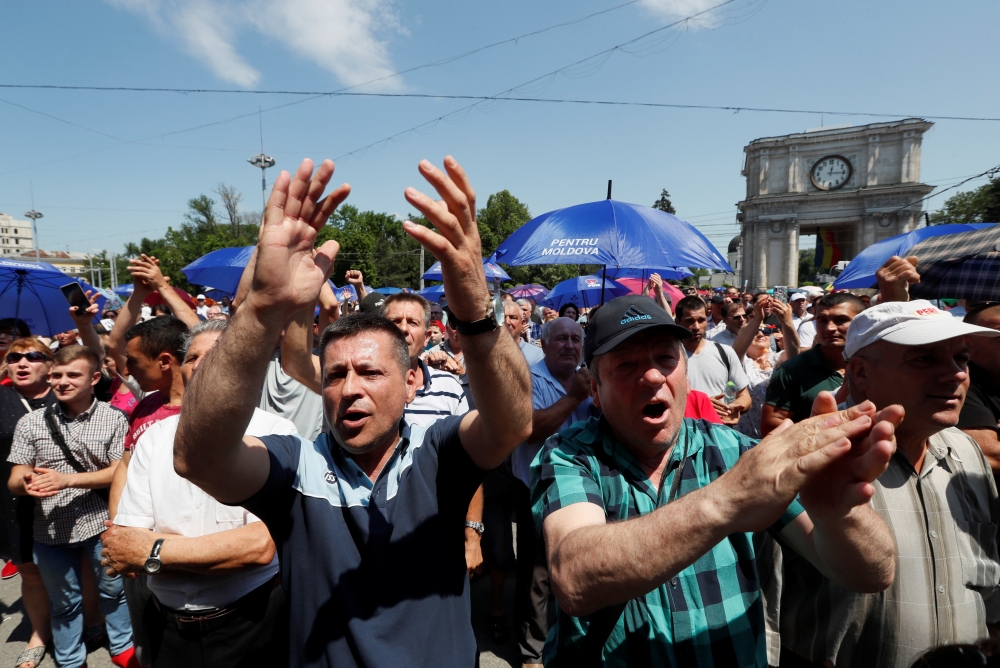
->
xmin=24 ymin=210 xmax=42 ymax=263
xmin=248 ymin=153 xmax=276 ymax=214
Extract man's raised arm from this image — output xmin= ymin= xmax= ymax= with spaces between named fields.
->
xmin=174 ymin=159 xmax=349 ymax=504
xmin=402 ymin=157 xmax=532 ymax=470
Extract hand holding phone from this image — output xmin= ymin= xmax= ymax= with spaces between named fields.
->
xmin=60 ymin=282 xmax=92 ymax=312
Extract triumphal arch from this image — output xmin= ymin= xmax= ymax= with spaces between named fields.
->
xmin=736 ymin=118 xmax=934 ymax=289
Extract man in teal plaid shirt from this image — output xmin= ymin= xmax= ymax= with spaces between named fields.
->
xmin=531 ymin=295 xmax=903 ymax=667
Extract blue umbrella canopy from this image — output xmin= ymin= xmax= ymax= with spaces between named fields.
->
xmin=539 ymin=274 xmax=631 ymax=310
xmin=605 ymin=266 xmax=694 ymax=281
xmin=373 ymin=287 xmax=410 ymax=295
xmin=833 ymin=223 xmax=994 ymax=289
xmin=418 ymin=284 xmax=446 ymax=302
xmin=114 ymin=283 xmax=134 ymax=298
xmin=495 ymin=200 xmax=732 ymax=272
xmin=0 ymin=259 xmax=105 ymax=336
xmin=422 ymin=254 xmax=511 ymax=281
xmin=181 ymin=246 xmax=255 ymax=295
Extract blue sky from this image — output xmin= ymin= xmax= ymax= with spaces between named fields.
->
xmin=1 ymin=0 xmax=997 ymax=263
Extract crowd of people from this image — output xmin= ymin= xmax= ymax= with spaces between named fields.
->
xmin=0 ymin=155 xmax=997 ymax=668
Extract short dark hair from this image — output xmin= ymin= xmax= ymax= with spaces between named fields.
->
xmin=0 ymin=318 xmax=30 ymax=337
xmin=318 ymin=313 xmax=410 ymax=376
xmin=151 ymin=303 xmax=173 ymax=317
xmin=124 ymin=316 xmax=188 ymax=362
xmin=965 ymin=302 xmax=1000 ymax=325
xmin=722 ymin=301 xmax=745 ymax=318
xmin=674 ymin=296 xmax=708 ymax=321
xmin=558 ymin=303 xmax=579 ymax=317
xmin=380 ymin=293 xmax=430 ymax=330
xmin=53 ymin=344 xmax=101 ymax=375
xmin=816 ymin=293 xmax=865 ymax=315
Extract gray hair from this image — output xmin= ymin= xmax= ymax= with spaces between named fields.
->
xmin=380 ymin=293 xmax=431 ymax=331
xmin=541 ymin=317 xmax=583 ymax=345
xmin=516 ymin=299 xmax=532 ymax=310
xmin=182 ymin=319 xmax=229 ymax=357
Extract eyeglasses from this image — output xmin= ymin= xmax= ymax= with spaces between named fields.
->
xmin=729 ymin=314 xmax=747 ymax=321
xmin=5 ymin=351 xmax=50 ymax=364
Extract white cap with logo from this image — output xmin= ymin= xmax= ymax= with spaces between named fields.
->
xmin=844 ymin=299 xmax=1000 ymax=360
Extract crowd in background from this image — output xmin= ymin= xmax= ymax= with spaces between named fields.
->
xmin=0 ymin=156 xmax=997 ymax=668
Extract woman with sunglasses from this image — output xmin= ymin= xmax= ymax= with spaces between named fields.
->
xmin=0 ymin=319 xmax=33 ymax=387
xmin=730 ymin=297 xmax=801 ymax=439
xmin=0 ymin=339 xmax=57 ymax=668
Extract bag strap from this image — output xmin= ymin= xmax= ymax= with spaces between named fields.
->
xmin=714 ymin=342 xmax=732 ymax=378
xmin=43 ymin=407 xmax=87 ymax=474
xmin=18 ymin=396 xmax=30 ymax=413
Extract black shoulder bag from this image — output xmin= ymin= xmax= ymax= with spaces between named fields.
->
xmin=43 ymin=407 xmax=110 ymax=502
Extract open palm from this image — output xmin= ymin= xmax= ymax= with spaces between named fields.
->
xmin=251 ymin=159 xmax=350 ymax=315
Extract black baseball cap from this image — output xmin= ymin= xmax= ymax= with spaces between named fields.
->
xmin=360 ymin=292 xmax=386 ymax=314
xmin=584 ymin=295 xmax=692 ymax=365
xmin=710 ymin=294 xmax=725 ymax=304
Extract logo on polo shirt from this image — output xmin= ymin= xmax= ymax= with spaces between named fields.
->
xmin=324 ymin=470 xmax=337 ymax=484
xmin=621 ymin=305 xmax=652 ymax=325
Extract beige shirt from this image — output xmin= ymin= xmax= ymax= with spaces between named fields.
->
xmin=771 ymin=427 xmax=1000 ymax=668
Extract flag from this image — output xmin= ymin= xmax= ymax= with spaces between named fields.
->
xmin=815 ymin=227 xmax=843 ymax=271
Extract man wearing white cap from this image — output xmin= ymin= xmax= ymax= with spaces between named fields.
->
xmin=773 ymin=300 xmax=1000 ymax=668
xmin=195 ymin=295 xmax=209 ymax=319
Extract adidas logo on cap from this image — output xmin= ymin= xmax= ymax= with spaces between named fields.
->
xmin=620 ymin=305 xmax=652 ymax=325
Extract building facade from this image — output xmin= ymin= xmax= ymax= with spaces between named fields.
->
xmin=0 ymin=213 xmax=35 ymax=257
xmin=736 ymin=119 xmax=934 ymax=289
xmin=15 ymin=250 xmax=92 ymax=278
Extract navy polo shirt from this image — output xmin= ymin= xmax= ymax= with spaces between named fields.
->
xmin=241 ymin=416 xmax=485 ymax=667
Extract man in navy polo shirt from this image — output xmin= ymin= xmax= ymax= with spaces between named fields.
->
xmin=174 ymin=156 xmax=533 ymax=668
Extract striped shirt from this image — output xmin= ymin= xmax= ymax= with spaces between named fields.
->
xmin=404 ymin=359 xmax=469 ymax=428
xmin=9 ymin=399 xmax=126 ymax=545
xmin=531 ymin=416 xmax=804 ymax=667
xmin=772 ymin=427 xmax=1000 ymax=668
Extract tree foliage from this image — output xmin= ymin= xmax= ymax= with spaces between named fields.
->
xmin=928 ymin=179 xmax=1000 ymax=225
xmin=652 ymin=189 xmax=677 ymax=215
xmin=798 ymin=248 xmax=817 ymax=283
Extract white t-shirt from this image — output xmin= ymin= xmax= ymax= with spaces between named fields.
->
xmin=685 ymin=341 xmax=750 ymax=397
xmin=115 ymin=409 xmax=297 ymax=611
xmin=797 ymin=319 xmax=817 ymax=349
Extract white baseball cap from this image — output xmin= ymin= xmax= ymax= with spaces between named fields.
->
xmin=789 ymin=292 xmax=807 ymax=302
xmin=196 ymin=294 xmax=206 ymax=300
xmin=844 ymin=299 xmax=1000 ymax=360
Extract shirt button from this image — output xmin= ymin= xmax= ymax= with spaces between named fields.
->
xmin=671 ymin=578 xmax=678 ymax=586
xmin=930 ymin=530 xmax=938 ymax=538
xmin=939 ymin=585 xmax=945 ymax=593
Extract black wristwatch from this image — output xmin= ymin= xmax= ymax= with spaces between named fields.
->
xmin=144 ymin=538 xmax=165 ymax=575
xmin=445 ymin=292 xmax=505 ymax=336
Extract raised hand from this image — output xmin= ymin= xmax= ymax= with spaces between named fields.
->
xmin=402 ymin=158 xmax=487 ymax=324
xmin=345 ymin=270 xmax=364 ymax=286
xmin=68 ymin=290 xmax=101 ymax=328
xmin=127 ymin=254 xmax=163 ymax=296
xmin=714 ymin=401 xmax=887 ymax=533
xmin=801 ymin=392 xmax=901 ymax=521
xmin=771 ymin=298 xmax=793 ymax=328
xmin=249 ymin=159 xmax=350 ymax=319
xmin=876 ymin=255 xmax=920 ymax=303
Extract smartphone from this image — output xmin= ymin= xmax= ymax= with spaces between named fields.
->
xmin=60 ymin=282 xmax=91 ymax=312
xmin=773 ymin=286 xmax=787 ymax=304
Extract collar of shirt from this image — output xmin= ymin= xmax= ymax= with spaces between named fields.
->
xmin=53 ymin=397 xmax=98 ymax=421
xmin=329 ymin=420 xmax=414 ymax=505
xmin=416 ymin=359 xmax=433 ymax=395
xmin=531 ymin=357 xmax=567 ymax=395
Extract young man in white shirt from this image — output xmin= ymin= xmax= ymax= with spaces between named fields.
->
xmin=103 ymin=319 xmax=297 ymax=668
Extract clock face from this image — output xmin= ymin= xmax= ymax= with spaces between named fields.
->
xmin=811 ymin=155 xmax=852 ymax=191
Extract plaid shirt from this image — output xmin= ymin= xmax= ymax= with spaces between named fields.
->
xmin=9 ymin=399 xmax=126 ymax=545
xmin=531 ymin=416 xmax=804 ymax=668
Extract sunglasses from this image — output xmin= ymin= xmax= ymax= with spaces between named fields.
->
xmin=5 ymin=351 xmax=50 ymax=364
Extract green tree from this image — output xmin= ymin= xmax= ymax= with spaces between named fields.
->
xmin=928 ymin=179 xmax=1000 ymax=225
xmin=318 ymin=205 xmax=427 ymax=288
xmin=799 ymin=248 xmax=817 ymax=283
xmin=123 ymin=192 xmax=259 ymax=292
xmin=652 ymin=189 xmax=677 ymax=215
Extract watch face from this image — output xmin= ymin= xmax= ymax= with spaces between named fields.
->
xmin=492 ymin=292 xmax=505 ymax=328
xmin=810 ymin=155 xmax=852 ymax=191
xmin=144 ymin=558 xmax=161 ymax=575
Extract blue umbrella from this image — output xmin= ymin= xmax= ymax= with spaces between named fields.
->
xmin=605 ymin=266 xmax=694 ymax=281
xmin=0 ymin=259 xmax=105 ymax=336
xmin=418 ymin=284 xmax=446 ymax=302
xmin=833 ymin=224 xmax=995 ymax=289
xmin=539 ymin=274 xmax=631 ymax=310
xmin=495 ymin=200 xmax=733 ymax=272
xmin=181 ymin=246 xmax=255 ymax=295
xmin=373 ymin=287 xmax=406 ymax=295
xmin=423 ymin=253 xmax=511 ymax=281
xmin=114 ymin=284 xmax=134 ymax=298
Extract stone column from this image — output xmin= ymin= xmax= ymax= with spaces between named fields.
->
xmin=785 ymin=219 xmax=799 ymax=286
xmin=756 ymin=223 xmax=768 ymax=291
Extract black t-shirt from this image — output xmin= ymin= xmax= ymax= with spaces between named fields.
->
xmin=958 ymin=363 xmax=1000 ymax=434
xmin=0 ymin=386 xmax=56 ymax=464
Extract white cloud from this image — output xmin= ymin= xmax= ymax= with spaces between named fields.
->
xmin=638 ymin=0 xmax=725 ymax=27
xmin=106 ymin=0 xmax=400 ymax=89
